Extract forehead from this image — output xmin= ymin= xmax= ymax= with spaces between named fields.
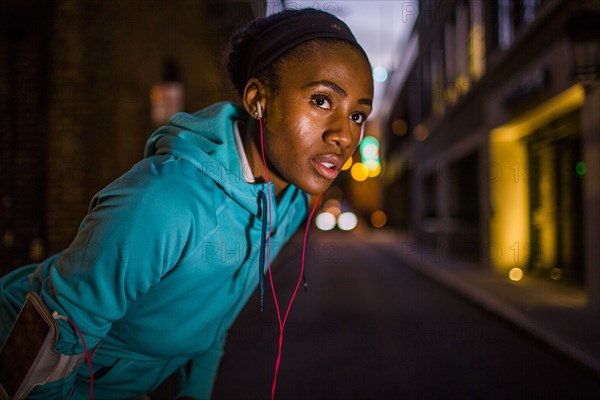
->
xmin=277 ymin=41 xmax=374 ymax=98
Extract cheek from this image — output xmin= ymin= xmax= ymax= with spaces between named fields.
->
xmin=294 ymin=117 xmax=317 ymax=144
xmin=275 ymin=114 xmax=316 ymax=151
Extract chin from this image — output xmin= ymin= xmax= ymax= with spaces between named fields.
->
xmin=297 ymin=180 xmax=332 ymax=196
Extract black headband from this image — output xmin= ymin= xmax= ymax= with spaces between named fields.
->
xmin=246 ymin=12 xmax=367 ymax=81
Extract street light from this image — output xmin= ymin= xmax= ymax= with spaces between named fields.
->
xmin=566 ymin=10 xmax=600 ymax=91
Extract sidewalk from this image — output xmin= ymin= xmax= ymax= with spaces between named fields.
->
xmin=365 ymin=229 xmax=600 ymax=380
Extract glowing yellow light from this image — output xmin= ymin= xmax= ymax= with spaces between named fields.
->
xmin=350 ymin=163 xmax=369 ymax=182
xmin=508 ymin=267 xmax=523 ymax=282
xmin=370 ymin=210 xmax=387 ymax=228
xmin=364 ymin=159 xmax=379 ymax=171
xmin=341 ymin=157 xmax=353 ymax=171
xmin=490 ymin=85 xmax=584 ymax=271
xmin=491 ymin=85 xmax=584 ymax=142
xmin=444 ymin=85 xmax=460 ymax=103
xmin=367 ymin=162 xmax=381 ymax=178
xmin=456 ymin=74 xmax=470 ymax=95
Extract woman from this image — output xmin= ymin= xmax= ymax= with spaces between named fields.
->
xmin=0 ymin=7 xmax=373 ymax=400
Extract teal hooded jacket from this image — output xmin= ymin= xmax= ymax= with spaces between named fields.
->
xmin=0 ymin=102 xmax=308 ymax=399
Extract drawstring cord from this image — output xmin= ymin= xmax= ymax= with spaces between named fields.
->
xmin=258 ymin=190 xmax=268 ymax=312
xmin=258 ymin=116 xmax=323 ymax=399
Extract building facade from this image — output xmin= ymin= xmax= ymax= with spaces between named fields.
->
xmin=0 ymin=0 xmax=266 ymax=275
xmin=382 ymin=0 xmax=600 ymax=308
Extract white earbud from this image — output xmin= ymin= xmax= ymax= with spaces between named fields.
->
xmin=256 ymin=102 xmax=263 ymax=119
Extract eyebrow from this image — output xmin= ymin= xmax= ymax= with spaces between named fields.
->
xmin=303 ymin=80 xmax=373 ymax=108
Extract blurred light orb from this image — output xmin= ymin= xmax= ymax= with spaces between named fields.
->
xmin=323 ymin=199 xmax=342 ymax=217
xmin=392 ymin=119 xmax=408 ymax=136
xmin=315 ymin=212 xmax=337 ymax=231
xmin=576 ymin=161 xmax=586 ymax=176
xmin=413 ymin=124 xmax=429 ymax=141
xmin=351 ymin=163 xmax=369 ymax=182
xmin=508 ymin=267 xmax=523 ymax=282
xmin=550 ymin=267 xmax=562 ymax=281
xmin=369 ymin=164 xmax=381 ymax=178
xmin=337 ymin=212 xmax=358 ymax=231
xmin=372 ymin=66 xmax=388 ymax=83
xmin=323 ymin=198 xmax=341 ymax=209
xmin=364 ymin=160 xmax=382 ymax=177
xmin=370 ymin=210 xmax=387 ymax=228
xmin=362 ymin=143 xmax=379 ymax=159
xmin=364 ymin=159 xmax=379 ymax=172
xmin=360 ymin=136 xmax=379 ymax=154
xmin=342 ymin=157 xmax=353 ymax=170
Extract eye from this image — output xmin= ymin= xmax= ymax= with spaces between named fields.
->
xmin=350 ymin=112 xmax=366 ymax=125
xmin=311 ymin=95 xmax=332 ymax=110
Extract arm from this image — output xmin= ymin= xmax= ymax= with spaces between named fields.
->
xmin=175 ymin=333 xmax=226 ymax=400
xmin=30 ymin=160 xmax=214 ymax=396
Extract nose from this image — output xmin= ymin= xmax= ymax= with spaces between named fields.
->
xmin=323 ymin=114 xmax=353 ymax=150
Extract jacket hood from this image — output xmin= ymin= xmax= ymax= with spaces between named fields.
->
xmin=144 ymin=102 xmax=272 ymax=215
xmin=144 ymin=102 xmax=309 ymax=312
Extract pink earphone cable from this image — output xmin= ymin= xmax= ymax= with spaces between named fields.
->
xmin=258 ymin=117 xmax=322 ymax=399
xmin=66 ymin=318 xmax=94 ymax=400
xmin=53 ymin=312 xmax=94 ymax=399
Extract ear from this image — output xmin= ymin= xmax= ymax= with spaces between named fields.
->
xmin=242 ymin=78 xmax=267 ymax=120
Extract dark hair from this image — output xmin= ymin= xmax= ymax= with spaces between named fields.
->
xmin=226 ymin=8 xmax=368 ymax=97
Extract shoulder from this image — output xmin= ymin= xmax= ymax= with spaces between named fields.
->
xmin=90 ymin=155 xmax=219 ymax=228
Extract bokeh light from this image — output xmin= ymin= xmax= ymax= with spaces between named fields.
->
xmin=361 ymin=143 xmax=379 ymax=159
xmin=323 ymin=199 xmax=342 ymax=217
xmin=364 ymin=160 xmax=381 ymax=177
xmin=337 ymin=212 xmax=358 ymax=231
xmin=550 ymin=268 xmax=562 ymax=281
xmin=351 ymin=163 xmax=369 ymax=181
xmin=315 ymin=212 xmax=336 ymax=231
xmin=508 ymin=267 xmax=523 ymax=282
xmin=392 ymin=119 xmax=408 ymax=136
xmin=370 ymin=210 xmax=387 ymax=228
xmin=413 ymin=124 xmax=429 ymax=141
xmin=372 ymin=66 xmax=388 ymax=83
xmin=342 ymin=157 xmax=353 ymax=171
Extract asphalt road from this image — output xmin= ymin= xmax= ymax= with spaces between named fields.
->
xmin=210 ymin=230 xmax=600 ymax=400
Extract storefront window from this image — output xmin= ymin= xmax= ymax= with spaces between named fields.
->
xmin=469 ymin=0 xmax=485 ymax=80
xmin=498 ymin=0 xmax=515 ymax=49
xmin=521 ymin=0 xmax=540 ymax=24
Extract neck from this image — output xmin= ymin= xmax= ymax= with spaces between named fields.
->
xmin=243 ymin=117 xmax=289 ymax=196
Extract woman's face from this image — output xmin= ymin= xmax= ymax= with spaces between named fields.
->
xmin=262 ymin=42 xmax=374 ymax=195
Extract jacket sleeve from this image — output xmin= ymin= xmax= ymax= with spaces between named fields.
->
xmin=30 ymin=159 xmax=215 ymax=395
xmin=175 ymin=334 xmax=226 ymax=400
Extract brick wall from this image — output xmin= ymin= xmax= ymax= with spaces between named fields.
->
xmin=1 ymin=0 xmax=258 ymax=274
xmin=0 ymin=0 xmax=52 ymax=272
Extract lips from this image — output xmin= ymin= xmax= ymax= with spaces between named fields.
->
xmin=312 ymin=154 xmax=344 ymax=181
